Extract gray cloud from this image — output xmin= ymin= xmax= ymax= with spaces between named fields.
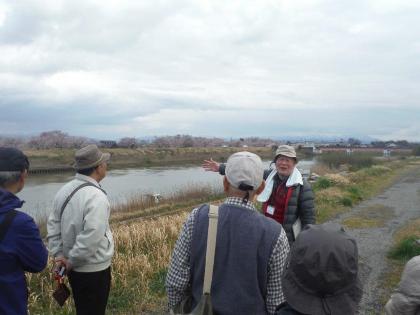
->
xmin=0 ymin=0 xmax=419 ymax=140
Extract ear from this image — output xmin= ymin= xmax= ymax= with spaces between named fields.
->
xmin=223 ymin=176 xmax=230 ymax=193
xmin=20 ymin=170 xmax=28 ymax=184
xmin=255 ymin=181 xmax=265 ymax=195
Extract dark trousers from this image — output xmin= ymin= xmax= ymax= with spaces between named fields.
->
xmin=68 ymin=267 xmax=111 ymax=315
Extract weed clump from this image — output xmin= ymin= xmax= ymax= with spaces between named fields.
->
xmin=347 ymin=186 xmax=363 ymax=201
xmin=340 ymin=197 xmax=353 ymax=207
xmin=388 ymin=236 xmax=420 ymax=261
xmin=313 ymin=177 xmax=333 ymax=190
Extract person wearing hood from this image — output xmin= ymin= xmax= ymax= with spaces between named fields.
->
xmin=277 ymin=222 xmax=363 ymax=315
xmin=385 ymin=255 xmax=420 ymax=315
xmin=203 ymin=145 xmax=315 ymax=242
xmin=0 ymin=147 xmax=48 ymax=315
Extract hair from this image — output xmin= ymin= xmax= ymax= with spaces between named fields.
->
xmin=77 ymin=166 xmax=98 ymax=176
xmin=0 ymin=171 xmax=22 ymax=188
xmin=226 ymin=183 xmax=258 ymax=203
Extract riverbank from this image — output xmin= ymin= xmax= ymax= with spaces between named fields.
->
xmin=27 ymin=157 xmax=419 ymax=315
xmin=25 ymin=147 xmax=275 ymax=173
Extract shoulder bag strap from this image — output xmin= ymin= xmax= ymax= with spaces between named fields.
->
xmin=0 ymin=210 xmax=18 ymax=243
xmin=202 ymin=204 xmax=219 ymax=295
xmin=59 ymin=182 xmax=106 ymax=219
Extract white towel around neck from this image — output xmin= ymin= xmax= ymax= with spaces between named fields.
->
xmin=257 ymin=167 xmax=303 ymax=203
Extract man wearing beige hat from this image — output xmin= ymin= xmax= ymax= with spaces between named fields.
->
xmin=203 ymin=145 xmax=315 ymax=243
xmin=47 ymin=144 xmax=114 ymax=315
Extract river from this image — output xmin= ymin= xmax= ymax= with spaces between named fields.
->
xmin=17 ymin=159 xmax=315 ymax=220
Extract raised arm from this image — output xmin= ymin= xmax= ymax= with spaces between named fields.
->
xmin=202 ymin=158 xmax=220 ymax=172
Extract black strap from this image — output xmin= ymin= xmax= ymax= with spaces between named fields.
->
xmin=0 ymin=210 xmax=18 ymax=243
xmin=59 ymin=183 xmax=107 ymax=219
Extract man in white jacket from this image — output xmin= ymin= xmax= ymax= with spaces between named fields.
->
xmin=47 ymin=144 xmax=114 ymax=315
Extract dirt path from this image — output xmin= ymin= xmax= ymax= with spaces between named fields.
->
xmin=331 ymin=164 xmax=420 ymax=314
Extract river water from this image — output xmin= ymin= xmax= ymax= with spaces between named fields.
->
xmin=18 ymin=159 xmax=315 ymax=220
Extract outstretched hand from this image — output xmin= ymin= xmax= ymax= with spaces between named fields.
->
xmin=202 ymin=158 xmax=220 ymax=172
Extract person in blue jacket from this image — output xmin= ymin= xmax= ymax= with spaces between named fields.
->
xmin=0 ymin=147 xmax=48 ymax=315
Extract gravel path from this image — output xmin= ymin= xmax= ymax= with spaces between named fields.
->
xmin=331 ymin=164 xmax=420 ymax=314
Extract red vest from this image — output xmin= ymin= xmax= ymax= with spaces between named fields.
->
xmin=262 ymin=183 xmax=294 ymax=224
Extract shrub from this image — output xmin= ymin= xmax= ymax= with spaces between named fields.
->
xmin=340 ymin=197 xmax=353 ymax=207
xmin=313 ymin=177 xmax=333 ymax=190
xmin=388 ymin=236 xmax=420 ymax=261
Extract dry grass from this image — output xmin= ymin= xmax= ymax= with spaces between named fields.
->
xmin=342 ymin=204 xmax=394 ymax=229
xmin=324 ymin=173 xmax=351 ymax=186
xmin=393 ymin=218 xmax=420 ymax=243
xmin=28 ymin=212 xmax=189 ymax=315
xmin=310 ymin=164 xmax=335 ymax=176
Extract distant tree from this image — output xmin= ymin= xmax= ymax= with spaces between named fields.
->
xmin=153 ymin=137 xmax=171 ymax=148
xmin=181 ymin=135 xmax=194 ymax=147
xmin=28 ymin=130 xmax=91 ymax=149
xmin=0 ymin=136 xmax=25 ymax=148
xmin=413 ymin=145 xmax=420 ymax=156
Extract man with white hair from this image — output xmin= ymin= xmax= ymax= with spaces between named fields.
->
xmin=166 ymin=151 xmax=290 ymax=315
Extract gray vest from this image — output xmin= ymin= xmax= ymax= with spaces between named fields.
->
xmin=190 ymin=203 xmax=282 ymax=315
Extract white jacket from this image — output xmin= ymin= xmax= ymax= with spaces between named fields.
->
xmin=47 ymin=174 xmax=114 ymax=272
xmin=385 ymin=255 xmax=420 ymax=315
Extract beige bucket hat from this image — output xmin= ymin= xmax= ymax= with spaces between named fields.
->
xmin=73 ymin=144 xmax=110 ymax=170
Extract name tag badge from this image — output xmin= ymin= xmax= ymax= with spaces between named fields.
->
xmin=267 ymin=205 xmax=275 ymax=215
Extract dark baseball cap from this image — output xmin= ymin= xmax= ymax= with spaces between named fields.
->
xmin=0 ymin=147 xmax=30 ymax=172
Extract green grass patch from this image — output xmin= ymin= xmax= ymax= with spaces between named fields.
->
xmin=149 ymin=268 xmax=167 ymax=296
xmin=340 ymin=197 xmax=353 ymax=207
xmin=312 ymin=177 xmax=333 ymax=190
xmin=347 ymin=186 xmax=364 ymax=201
xmin=388 ymin=236 xmax=420 ymax=261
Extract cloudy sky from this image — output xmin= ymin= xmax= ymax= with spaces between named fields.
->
xmin=1 ymin=0 xmax=419 ymax=141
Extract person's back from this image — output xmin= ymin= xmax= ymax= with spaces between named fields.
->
xmin=190 ymin=202 xmax=283 ymax=314
xmin=0 ymin=148 xmax=48 ymax=315
xmin=47 ymin=144 xmax=114 ymax=315
xmin=166 ymin=151 xmax=290 ymax=315
xmin=49 ymin=176 xmax=113 ymax=271
xmin=385 ymin=255 xmax=420 ymax=315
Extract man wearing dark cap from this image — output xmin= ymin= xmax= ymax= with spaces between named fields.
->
xmin=0 ymin=147 xmax=48 ymax=315
xmin=47 ymin=144 xmax=114 ymax=315
xmin=166 ymin=151 xmax=290 ymax=315
xmin=278 ymin=222 xmax=362 ymax=315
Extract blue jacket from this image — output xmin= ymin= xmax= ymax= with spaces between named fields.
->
xmin=0 ymin=188 xmax=48 ymax=315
